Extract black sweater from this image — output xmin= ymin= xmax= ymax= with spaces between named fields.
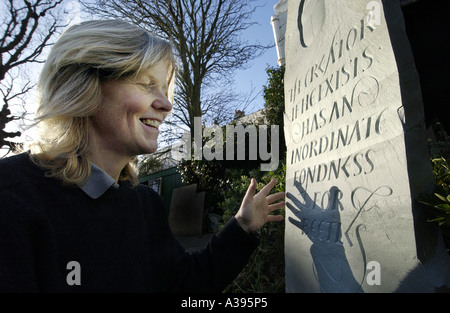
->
xmin=0 ymin=153 xmax=259 ymax=292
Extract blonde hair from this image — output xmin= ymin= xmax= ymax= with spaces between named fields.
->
xmin=29 ymin=20 xmax=176 ymax=186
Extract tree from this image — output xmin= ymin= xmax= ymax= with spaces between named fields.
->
xmin=219 ymin=65 xmax=286 ymax=292
xmin=81 ymin=0 xmax=269 ymax=142
xmin=263 ymin=65 xmax=285 ymax=160
xmin=0 ymin=0 xmax=65 ymax=155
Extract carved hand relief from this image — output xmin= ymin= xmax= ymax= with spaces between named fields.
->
xmin=286 ymin=180 xmax=393 ymax=292
xmin=298 ymin=0 xmax=325 ymax=47
xmin=284 ymin=0 xmax=445 ymax=293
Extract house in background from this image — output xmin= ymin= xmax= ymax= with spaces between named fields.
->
xmin=138 ymin=109 xmax=266 ymax=216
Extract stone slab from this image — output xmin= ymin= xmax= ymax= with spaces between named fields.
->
xmin=283 ymin=0 xmax=450 ymax=292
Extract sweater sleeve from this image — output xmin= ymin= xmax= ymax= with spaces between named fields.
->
xmin=136 ymin=185 xmax=261 ymax=293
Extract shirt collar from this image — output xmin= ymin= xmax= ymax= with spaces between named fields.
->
xmin=78 ymin=163 xmax=120 ymax=199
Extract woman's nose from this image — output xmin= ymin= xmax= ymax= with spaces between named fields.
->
xmin=152 ymin=90 xmax=173 ymax=112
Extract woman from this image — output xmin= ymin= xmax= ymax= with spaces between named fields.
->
xmin=0 ymin=20 xmax=284 ymax=292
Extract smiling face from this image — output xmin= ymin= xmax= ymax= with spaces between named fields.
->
xmin=89 ymin=60 xmax=173 ymax=159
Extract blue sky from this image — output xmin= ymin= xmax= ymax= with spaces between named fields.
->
xmin=2 ymin=0 xmax=280 ymax=152
xmin=233 ymin=0 xmax=280 ymax=112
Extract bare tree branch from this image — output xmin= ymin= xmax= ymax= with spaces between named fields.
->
xmin=0 ymin=0 xmax=66 ymax=153
xmin=81 ymin=0 xmax=270 ymax=143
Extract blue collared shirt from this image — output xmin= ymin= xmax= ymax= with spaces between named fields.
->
xmin=78 ymin=163 xmax=120 ymax=199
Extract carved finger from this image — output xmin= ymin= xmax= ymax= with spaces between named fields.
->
xmin=286 ymin=200 xmax=302 ymax=215
xmin=286 ymin=192 xmax=304 ymax=209
xmin=288 ymin=216 xmax=303 ymax=229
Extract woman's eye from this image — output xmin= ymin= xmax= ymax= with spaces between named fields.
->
xmin=139 ymin=83 xmax=156 ymax=91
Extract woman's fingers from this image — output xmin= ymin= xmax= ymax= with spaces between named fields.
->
xmin=258 ymin=178 xmax=277 ymax=197
xmin=243 ymin=178 xmax=257 ymax=201
xmin=267 ymin=191 xmax=285 ymax=204
xmin=267 ymin=214 xmax=284 ymax=222
xmin=268 ymin=201 xmax=285 ymax=213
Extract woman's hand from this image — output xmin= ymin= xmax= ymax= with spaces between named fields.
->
xmin=235 ymin=178 xmax=285 ymax=233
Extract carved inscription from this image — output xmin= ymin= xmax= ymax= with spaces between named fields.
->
xmin=285 ymin=0 xmax=441 ymax=294
xmin=286 ymin=11 xmax=393 ymax=229
xmin=285 ymin=2 xmax=401 ymax=292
